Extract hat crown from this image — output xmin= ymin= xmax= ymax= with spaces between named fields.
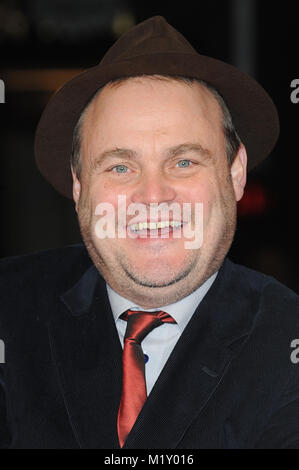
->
xmin=99 ymin=16 xmax=197 ymax=67
xmin=35 ymin=16 xmax=279 ymax=199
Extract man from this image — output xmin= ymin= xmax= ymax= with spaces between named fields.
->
xmin=0 ymin=16 xmax=298 ymax=449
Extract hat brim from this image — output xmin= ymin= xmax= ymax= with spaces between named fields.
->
xmin=35 ymin=52 xmax=280 ymax=199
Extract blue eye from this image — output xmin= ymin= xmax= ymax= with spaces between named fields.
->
xmin=113 ymin=165 xmax=128 ymax=173
xmin=177 ymin=159 xmax=191 ymax=168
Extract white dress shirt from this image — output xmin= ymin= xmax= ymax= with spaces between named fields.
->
xmin=106 ymin=271 xmax=218 ymax=395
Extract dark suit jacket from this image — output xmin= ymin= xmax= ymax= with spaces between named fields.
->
xmin=0 ymin=243 xmax=299 ymax=449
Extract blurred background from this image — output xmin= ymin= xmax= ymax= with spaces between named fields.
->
xmin=0 ymin=0 xmax=298 ymax=292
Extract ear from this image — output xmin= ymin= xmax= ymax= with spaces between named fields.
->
xmin=71 ymin=166 xmax=81 ymax=213
xmin=230 ymin=144 xmax=247 ymax=202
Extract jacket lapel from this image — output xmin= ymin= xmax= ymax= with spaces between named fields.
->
xmin=123 ymin=258 xmax=255 ymax=449
xmin=48 ymin=264 xmax=123 ymax=449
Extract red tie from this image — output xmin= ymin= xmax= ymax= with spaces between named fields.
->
xmin=117 ymin=309 xmax=176 ymax=448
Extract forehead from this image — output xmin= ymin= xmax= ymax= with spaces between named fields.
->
xmin=80 ymin=76 xmax=225 ymax=157
xmin=84 ymin=76 xmax=222 ymax=120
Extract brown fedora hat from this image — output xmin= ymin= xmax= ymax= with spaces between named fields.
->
xmin=35 ymin=16 xmax=279 ymax=199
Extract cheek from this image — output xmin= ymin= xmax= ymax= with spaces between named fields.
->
xmin=88 ymin=179 xmax=119 ymax=207
xmin=192 ymin=179 xmax=225 ymax=224
xmin=187 ymin=178 xmax=216 ymax=209
xmin=88 ymin=185 xmax=131 ymax=233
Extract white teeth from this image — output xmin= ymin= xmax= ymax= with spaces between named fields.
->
xmin=129 ymin=221 xmax=183 ymax=232
xmin=171 ymin=221 xmax=182 ymax=228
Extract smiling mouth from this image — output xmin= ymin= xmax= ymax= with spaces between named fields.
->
xmin=126 ymin=220 xmax=186 ymax=239
xmin=128 ymin=220 xmax=184 ymax=232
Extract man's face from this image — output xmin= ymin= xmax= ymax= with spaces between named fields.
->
xmin=72 ymin=77 xmax=246 ymax=308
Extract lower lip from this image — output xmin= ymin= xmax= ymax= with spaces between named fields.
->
xmin=127 ymin=225 xmax=184 ymax=242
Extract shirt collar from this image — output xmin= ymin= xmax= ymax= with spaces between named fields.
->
xmin=106 ymin=271 xmax=218 ymax=333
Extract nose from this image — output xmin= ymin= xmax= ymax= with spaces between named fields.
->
xmin=130 ymin=169 xmax=177 ymax=206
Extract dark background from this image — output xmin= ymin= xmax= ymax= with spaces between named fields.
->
xmin=0 ymin=0 xmax=298 ymax=292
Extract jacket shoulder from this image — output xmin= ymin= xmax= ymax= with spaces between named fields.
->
xmin=0 ymin=243 xmax=90 ymax=282
xmin=228 ymin=258 xmax=299 ymax=323
xmin=229 ymin=259 xmax=299 ymax=297
xmin=0 ymin=243 xmax=93 ymax=326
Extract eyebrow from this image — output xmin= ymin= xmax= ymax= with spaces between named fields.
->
xmin=166 ymin=143 xmax=212 ymax=160
xmin=90 ymin=142 xmax=212 ymax=171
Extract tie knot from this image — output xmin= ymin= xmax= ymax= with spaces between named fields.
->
xmin=121 ymin=309 xmax=176 ymax=344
